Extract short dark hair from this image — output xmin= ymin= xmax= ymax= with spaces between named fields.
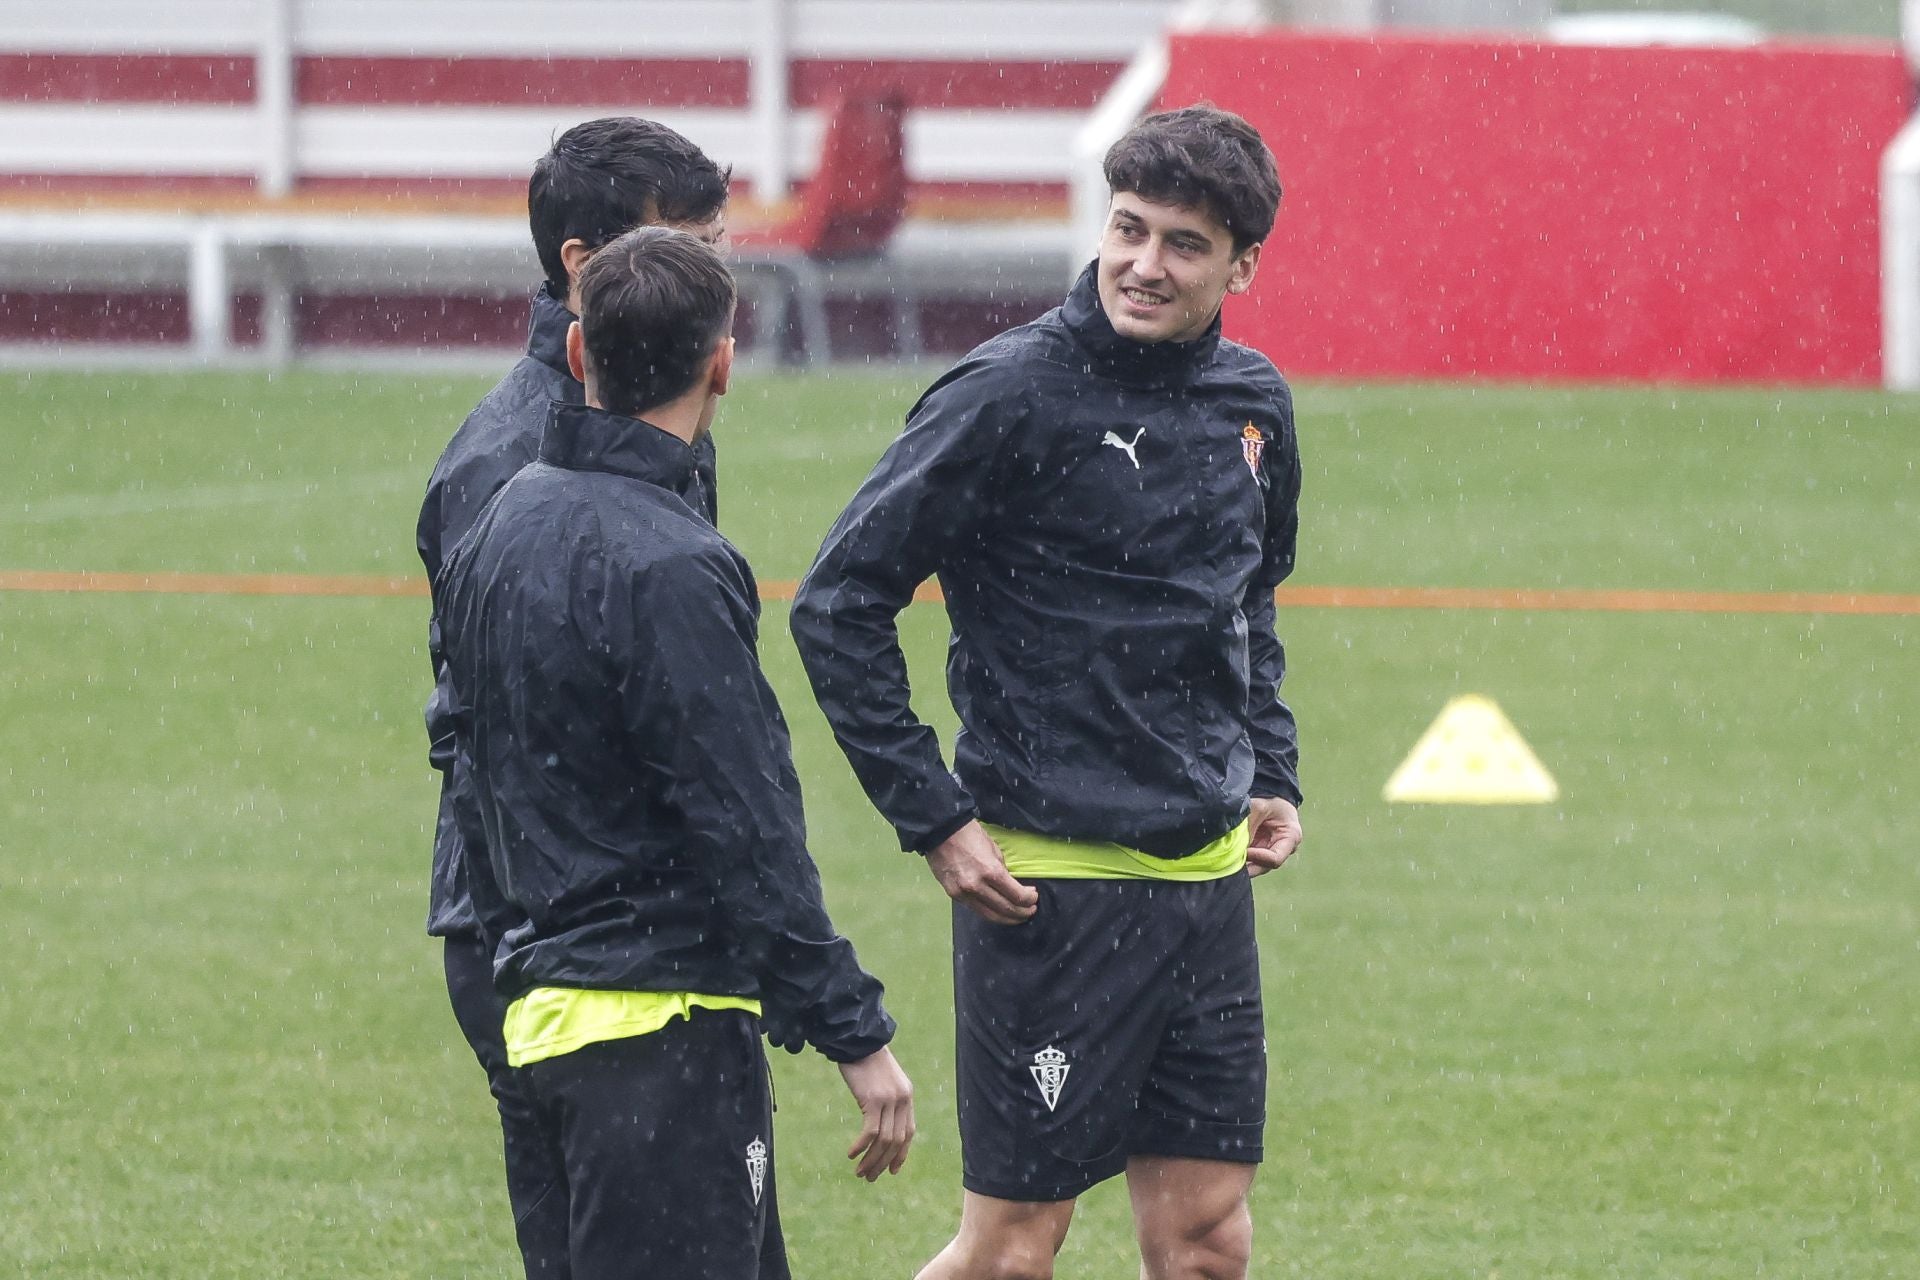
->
xmin=575 ymin=226 xmax=737 ymax=418
xmin=1104 ymin=105 xmax=1281 ymax=253
xmin=529 ymin=117 xmax=731 ymax=296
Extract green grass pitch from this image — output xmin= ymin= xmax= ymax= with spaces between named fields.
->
xmin=1 ymin=368 xmax=1915 ymax=1277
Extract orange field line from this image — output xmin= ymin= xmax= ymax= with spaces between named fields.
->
xmin=3 ymin=569 xmax=1918 ymax=616
xmin=1266 ymin=584 xmax=1920 ymax=616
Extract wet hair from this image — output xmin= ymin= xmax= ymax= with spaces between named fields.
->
xmin=575 ymin=226 xmax=736 ymax=418
xmin=529 ymin=117 xmax=731 ymax=296
xmin=1103 ymin=105 xmax=1281 ymax=253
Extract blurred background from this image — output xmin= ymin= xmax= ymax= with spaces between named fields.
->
xmin=0 ymin=0 xmax=1913 ymax=380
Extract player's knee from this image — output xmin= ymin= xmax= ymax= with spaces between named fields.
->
xmin=919 ymin=1225 xmax=1061 ymax=1280
xmin=965 ymin=1231 xmax=1061 ymax=1280
xmin=1195 ymin=1206 xmax=1253 ymax=1277
xmin=981 ymin=1246 xmax=1057 ymax=1280
xmin=1143 ymin=1203 xmax=1252 ymax=1280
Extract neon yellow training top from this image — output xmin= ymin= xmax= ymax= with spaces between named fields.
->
xmin=982 ymin=818 xmax=1248 ymax=881
xmin=503 ymin=988 xmax=762 ymax=1068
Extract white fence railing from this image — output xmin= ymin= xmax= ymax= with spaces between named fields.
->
xmin=0 ymin=0 xmax=1179 ymax=197
xmin=1882 ymin=0 xmax=1920 ymax=388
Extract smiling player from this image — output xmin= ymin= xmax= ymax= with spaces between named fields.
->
xmin=791 ymin=106 xmax=1305 ymax=1280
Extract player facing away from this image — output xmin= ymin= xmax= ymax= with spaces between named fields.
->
xmin=436 ymin=226 xmax=913 ymax=1279
xmin=791 ymin=106 xmax=1303 ymax=1280
xmin=415 ymin=117 xmax=730 ymax=1279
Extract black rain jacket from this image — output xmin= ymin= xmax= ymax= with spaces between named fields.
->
xmin=436 ymin=400 xmax=894 ymax=1062
xmin=416 ymin=284 xmax=717 ymax=938
xmin=792 ymin=264 xmax=1302 ymax=860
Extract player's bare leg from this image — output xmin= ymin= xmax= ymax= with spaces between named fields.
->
xmin=914 ymin=1190 xmax=1076 ymax=1280
xmin=1127 ymin=1156 xmax=1257 ymax=1280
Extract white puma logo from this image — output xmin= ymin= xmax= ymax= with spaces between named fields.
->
xmin=1102 ymin=427 xmax=1145 ymax=469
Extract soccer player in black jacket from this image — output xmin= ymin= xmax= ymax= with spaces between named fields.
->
xmin=792 ymin=107 xmax=1301 ymax=1280
xmin=415 ymin=118 xmax=729 ymax=1278
xmin=438 ymin=226 xmax=912 ymax=1279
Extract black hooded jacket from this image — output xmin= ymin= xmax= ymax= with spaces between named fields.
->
xmin=417 ymin=284 xmax=717 ymax=938
xmin=791 ymin=265 xmax=1302 ymax=860
xmin=435 ymin=400 xmax=894 ymax=1063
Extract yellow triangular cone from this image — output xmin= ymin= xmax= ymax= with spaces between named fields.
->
xmin=1383 ymin=694 xmax=1558 ymax=804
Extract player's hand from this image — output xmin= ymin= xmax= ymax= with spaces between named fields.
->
xmin=838 ymin=1047 xmax=915 ymax=1181
xmin=926 ymin=821 xmax=1039 ymax=924
xmin=1246 ymin=796 xmax=1302 ymax=876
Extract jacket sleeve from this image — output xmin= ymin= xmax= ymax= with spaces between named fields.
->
xmin=445 ymin=746 xmax=526 ymax=954
xmin=617 ymin=548 xmax=896 ymax=1063
xmin=418 ymin=480 xmax=458 ymax=775
xmin=423 ymin=624 xmax=457 ymax=774
xmin=435 ymin=557 xmax=526 ymax=953
xmin=789 ymin=359 xmax=1019 ymax=852
xmin=1245 ymin=384 xmax=1304 ymax=805
xmin=417 ymin=396 xmax=541 ymax=774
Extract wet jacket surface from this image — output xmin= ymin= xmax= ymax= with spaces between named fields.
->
xmin=436 ymin=401 xmax=894 ymax=1062
xmin=792 ymin=265 xmax=1302 ymax=860
xmin=416 ymin=285 xmax=717 ymax=937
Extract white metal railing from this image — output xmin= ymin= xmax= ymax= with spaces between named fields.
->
xmin=1884 ymin=115 xmax=1920 ymax=390
xmin=0 ymin=210 xmax=532 ymax=362
xmin=1884 ymin=0 xmax=1920 ymax=389
xmin=257 ymin=0 xmax=296 ymax=198
xmin=0 ymin=0 xmax=1179 ymax=197
xmin=0 ymin=0 xmax=1184 ymax=365
xmin=0 ymin=0 xmax=1172 ymax=55
xmin=751 ymin=0 xmax=794 ymax=197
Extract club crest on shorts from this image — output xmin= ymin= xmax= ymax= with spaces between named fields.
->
xmin=1241 ymin=422 xmax=1265 ymax=478
xmin=745 ymin=1136 xmax=768 ymax=1204
xmin=1029 ymin=1045 xmax=1071 ymax=1112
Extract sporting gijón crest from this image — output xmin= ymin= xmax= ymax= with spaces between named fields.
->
xmin=1241 ymin=422 xmax=1265 ymax=478
xmin=1029 ymin=1045 xmax=1071 ymax=1112
xmin=745 ymin=1136 xmax=768 ymax=1204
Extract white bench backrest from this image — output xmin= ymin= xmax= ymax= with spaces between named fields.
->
xmin=0 ymin=0 xmax=1177 ymax=196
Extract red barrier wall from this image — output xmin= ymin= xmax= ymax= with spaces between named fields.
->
xmin=1168 ymin=32 xmax=1912 ymax=384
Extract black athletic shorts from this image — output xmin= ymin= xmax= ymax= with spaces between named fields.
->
xmin=953 ymin=873 xmax=1266 ymax=1202
xmin=519 ymin=1008 xmax=789 ymax=1280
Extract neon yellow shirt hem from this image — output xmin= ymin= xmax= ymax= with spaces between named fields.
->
xmin=503 ymin=987 xmax=763 ymax=1068
xmin=983 ymin=818 xmax=1248 ymax=881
